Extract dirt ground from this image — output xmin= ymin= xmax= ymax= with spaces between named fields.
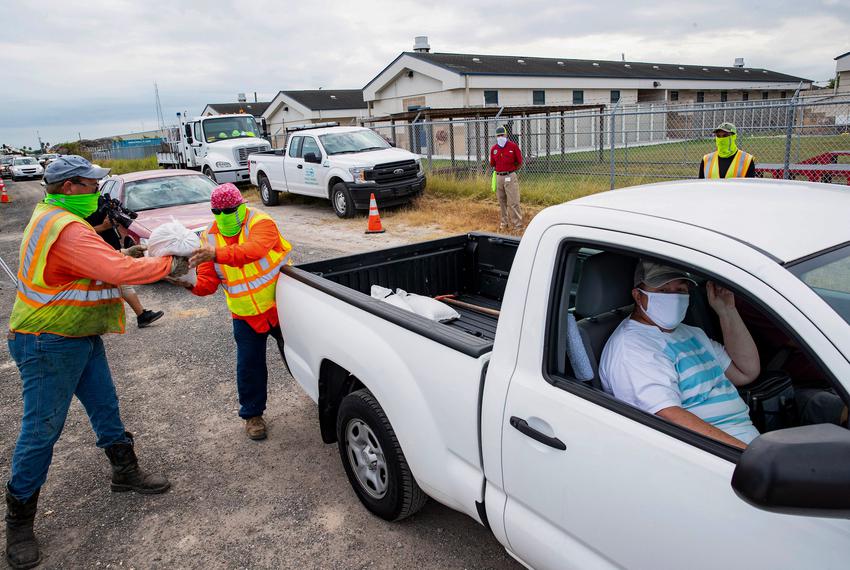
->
xmin=0 ymin=180 xmax=517 ymax=569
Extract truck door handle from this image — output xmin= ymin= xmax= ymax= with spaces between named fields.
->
xmin=297 ymin=164 xmax=303 ymax=169
xmin=510 ymin=417 xmax=566 ymax=450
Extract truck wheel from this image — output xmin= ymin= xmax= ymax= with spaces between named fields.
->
xmin=258 ymin=174 xmax=279 ymax=206
xmin=331 ymin=182 xmax=355 ymax=218
xmin=203 ymin=166 xmax=216 ymax=183
xmin=337 ymin=389 xmax=427 ymax=521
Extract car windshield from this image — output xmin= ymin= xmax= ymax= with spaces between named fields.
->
xmin=319 ymin=130 xmax=391 ymax=155
xmin=202 ymin=116 xmax=260 ymax=142
xmin=1 ymin=157 xmax=14 ymax=165
xmin=14 ymin=158 xmax=37 ymax=165
xmin=789 ymin=244 xmax=850 ymax=325
xmin=124 ymin=175 xmax=216 ymax=211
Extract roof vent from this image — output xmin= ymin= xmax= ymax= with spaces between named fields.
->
xmin=330 ymin=95 xmax=337 ymax=99
xmin=702 ymin=67 xmax=709 ymax=71
xmin=413 ymin=36 xmax=430 ymax=53
xmin=591 ymin=62 xmax=599 ymax=66
xmin=472 ymin=57 xmax=481 ymax=63
xmin=624 ymin=64 xmax=631 ymax=68
xmin=517 ymin=59 xmax=526 ymax=64
xmin=762 ymin=70 xmax=768 ymax=74
xmin=724 ymin=68 xmax=730 ymax=72
xmin=558 ymin=61 xmax=566 ymax=65
xmin=237 ymin=93 xmax=247 ymax=103
xmin=744 ymin=69 xmax=750 ymax=73
xmin=678 ymin=66 xmax=685 ymax=70
xmin=652 ymin=65 xmax=660 ymax=69
xmin=734 ymin=57 xmax=745 ymax=68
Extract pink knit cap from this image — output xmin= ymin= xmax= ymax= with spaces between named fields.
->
xmin=210 ymin=183 xmax=246 ymax=209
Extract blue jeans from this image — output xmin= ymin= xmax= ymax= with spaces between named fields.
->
xmin=232 ymin=319 xmax=285 ymax=419
xmin=6 ymin=333 xmax=129 ymax=501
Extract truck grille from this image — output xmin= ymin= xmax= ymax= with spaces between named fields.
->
xmin=236 ymin=145 xmax=268 ymax=166
xmin=368 ymin=160 xmax=419 ymax=184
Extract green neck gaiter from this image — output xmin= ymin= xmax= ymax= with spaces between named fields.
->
xmin=44 ymin=192 xmax=100 ymax=219
xmin=715 ymin=134 xmax=738 ymax=158
xmin=215 ymin=203 xmax=247 ymax=237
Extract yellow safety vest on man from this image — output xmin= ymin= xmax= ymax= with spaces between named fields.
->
xmin=203 ymin=208 xmax=291 ymax=317
xmin=702 ymin=150 xmax=755 ymax=179
xmin=9 ymin=203 xmax=124 ymax=336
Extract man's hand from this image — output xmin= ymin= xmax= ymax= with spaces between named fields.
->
xmin=707 ymin=280 xmax=736 ymax=316
xmin=92 ymin=218 xmax=114 ymax=233
xmin=169 ymin=256 xmax=190 ymax=277
xmin=121 ymin=244 xmax=147 ymax=258
xmin=189 ymin=244 xmax=216 ymax=268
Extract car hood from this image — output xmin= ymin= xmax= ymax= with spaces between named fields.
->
xmin=12 ymin=163 xmax=41 ymax=170
xmin=129 ymin=202 xmax=213 ymax=239
xmin=327 ymin=147 xmax=420 ymax=168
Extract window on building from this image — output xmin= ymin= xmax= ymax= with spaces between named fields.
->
xmin=572 ymin=90 xmax=584 ymax=105
xmin=610 ymin=90 xmax=621 ymax=103
xmin=720 ymin=91 xmax=728 ymax=102
xmin=696 ymin=91 xmax=705 ymax=103
xmin=670 ymin=91 xmax=679 ymax=102
xmin=762 ymin=91 xmax=769 ymax=100
xmin=780 ymin=91 xmax=787 ymax=99
xmin=484 ymin=90 xmax=499 ymax=106
xmin=532 ymin=90 xmax=545 ymax=105
xmin=743 ymin=91 xmax=749 ymax=101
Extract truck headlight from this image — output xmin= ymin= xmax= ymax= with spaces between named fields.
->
xmin=215 ymin=161 xmax=232 ymax=168
xmin=416 ymin=160 xmax=424 ymax=175
xmin=349 ymin=167 xmax=373 ymax=183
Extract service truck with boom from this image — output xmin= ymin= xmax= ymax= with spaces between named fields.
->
xmin=157 ymin=113 xmax=271 ymax=184
xmin=248 ymin=125 xmax=426 ymax=217
xmin=276 ymin=179 xmax=850 ymax=569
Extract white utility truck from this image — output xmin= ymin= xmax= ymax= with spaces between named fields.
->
xmin=276 ymin=179 xmax=850 ymax=569
xmin=248 ymin=125 xmax=425 ymax=217
xmin=157 ymin=113 xmax=270 ymax=184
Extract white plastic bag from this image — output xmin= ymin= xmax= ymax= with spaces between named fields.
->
xmin=396 ymin=288 xmax=460 ymax=322
xmin=370 ymin=285 xmax=414 ymax=313
xmin=147 ymin=221 xmax=201 ymax=286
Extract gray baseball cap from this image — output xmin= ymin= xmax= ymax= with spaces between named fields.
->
xmin=713 ymin=122 xmax=737 ymax=134
xmin=634 ymin=260 xmax=697 ymax=288
xmin=44 ymin=155 xmax=110 ymax=184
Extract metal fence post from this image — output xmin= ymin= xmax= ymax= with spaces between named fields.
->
xmin=609 ymin=101 xmax=620 ymax=190
xmin=782 ymin=84 xmax=802 ymax=179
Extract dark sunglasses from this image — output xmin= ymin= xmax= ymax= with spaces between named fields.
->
xmin=211 ymin=206 xmax=239 ymax=215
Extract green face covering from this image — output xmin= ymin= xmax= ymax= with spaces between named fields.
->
xmin=214 ymin=203 xmax=247 ymax=237
xmin=715 ymin=134 xmax=738 ymax=158
xmin=44 ymin=192 xmax=100 ymax=219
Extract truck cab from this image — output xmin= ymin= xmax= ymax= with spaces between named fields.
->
xmin=157 ymin=113 xmax=271 ymax=184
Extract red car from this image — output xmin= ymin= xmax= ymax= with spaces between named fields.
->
xmin=99 ymin=169 xmax=217 ymax=245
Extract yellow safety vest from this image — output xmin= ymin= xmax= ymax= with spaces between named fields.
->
xmin=703 ymin=150 xmax=755 ymax=179
xmin=9 ymin=203 xmax=124 ymax=336
xmin=203 ymin=208 xmax=291 ymax=317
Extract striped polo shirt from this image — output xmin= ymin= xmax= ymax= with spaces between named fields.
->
xmin=600 ymin=319 xmax=759 ymax=444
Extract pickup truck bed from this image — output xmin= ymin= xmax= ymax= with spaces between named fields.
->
xmin=294 ymin=233 xmax=518 ymax=349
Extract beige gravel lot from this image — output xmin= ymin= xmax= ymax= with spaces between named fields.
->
xmin=0 ymin=180 xmax=517 ymax=569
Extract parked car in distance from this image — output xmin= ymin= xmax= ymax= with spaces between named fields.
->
xmin=98 ymin=169 xmax=216 ymax=245
xmin=0 ymin=156 xmax=15 ymax=178
xmin=9 ymin=157 xmax=44 ymax=181
xmin=38 ymin=153 xmax=60 ymax=168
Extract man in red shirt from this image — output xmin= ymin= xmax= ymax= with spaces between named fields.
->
xmin=185 ymin=183 xmax=292 ymax=440
xmin=489 ymin=125 xmax=524 ymax=231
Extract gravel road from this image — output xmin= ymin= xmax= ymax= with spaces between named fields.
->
xmin=0 ymin=179 xmax=517 ymax=569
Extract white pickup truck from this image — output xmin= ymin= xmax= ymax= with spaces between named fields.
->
xmin=277 ymin=179 xmax=850 ymax=569
xmin=248 ymin=126 xmax=426 ymax=217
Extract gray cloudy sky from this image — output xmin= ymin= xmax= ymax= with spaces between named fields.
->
xmin=1 ymin=0 xmax=848 ymax=148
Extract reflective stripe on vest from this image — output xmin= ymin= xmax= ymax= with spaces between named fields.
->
xmin=703 ymin=150 xmax=754 ymax=179
xmin=202 ymin=208 xmax=291 ymax=317
xmin=9 ymin=203 xmax=125 ymax=336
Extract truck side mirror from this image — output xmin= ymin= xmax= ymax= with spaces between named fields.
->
xmin=731 ymin=424 xmax=850 ymax=518
xmin=303 ymin=152 xmax=321 ymax=164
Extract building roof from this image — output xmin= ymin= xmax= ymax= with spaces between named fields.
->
xmin=402 ymin=52 xmax=811 ymax=84
xmin=569 ymin=179 xmax=850 ymax=262
xmin=836 ymin=51 xmax=850 ymax=60
xmin=205 ymin=102 xmax=271 ymax=117
xmin=279 ymin=90 xmax=367 ymax=111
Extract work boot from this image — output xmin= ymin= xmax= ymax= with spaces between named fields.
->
xmin=137 ymin=309 xmax=164 ymax=328
xmin=104 ymin=432 xmax=171 ymax=494
xmin=245 ymin=416 xmax=267 ymax=440
xmin=5 ymin=485 xmax=41 ymax=570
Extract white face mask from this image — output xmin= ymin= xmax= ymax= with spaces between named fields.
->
xmin=639 ymin=289 xmax=689 ymax=330
xmin=496 ymin=136 xmax=507 ymax=147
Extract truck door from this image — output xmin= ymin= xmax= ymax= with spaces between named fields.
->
xmin=284 ymin=136 xmax=305 ymax=195
xmin=299 ymin=136 xmax=325 ymax=197
xmin=497 ymin=225 xmax=850 ymax=570
xmin=190 ymin=122 xmax=205 ymax=167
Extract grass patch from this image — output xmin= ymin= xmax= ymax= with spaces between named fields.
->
xmin=97 ymin=155 xmax=159 ymax=175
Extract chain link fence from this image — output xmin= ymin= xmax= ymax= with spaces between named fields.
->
xmin=367 ymin=95 xmax=850 ymax=197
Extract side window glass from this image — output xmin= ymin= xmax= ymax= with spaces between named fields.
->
xmin=99 ymin=181 xmax=114 ymax=197
xmin=288 ymin=136 xmax=303 ymax=158
xmin=193 ymin=122 xmax=202 ymax=142
xmin=301 ymin=137 xmax=320 ymax=158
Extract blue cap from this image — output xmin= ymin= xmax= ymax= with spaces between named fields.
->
xmin=43 ymin=155 xmax=110 ymax=184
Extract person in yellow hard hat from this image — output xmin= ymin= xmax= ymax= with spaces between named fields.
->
xmin=699 ymin=122 xmax=756 ymax=179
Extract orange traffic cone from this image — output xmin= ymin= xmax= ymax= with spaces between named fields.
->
xmin=0 ymin=182 xmax=9 ymax=204
xmin=365 ymin=193 xmax=385 ymax=234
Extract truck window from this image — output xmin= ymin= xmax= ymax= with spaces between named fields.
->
xmin=301 ymin=137 xmax=321 ymax=158
xmin=288 ymin=136 xmax=304 ymax=158
xmin=193 ymin=122 xmax=202 ymax=142
xmin=202 ymin=116 xmax=260 ymax=142
xmin=544 ymin=243 xmax=848 ymax=455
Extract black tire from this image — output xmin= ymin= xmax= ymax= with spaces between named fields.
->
xmin=258 ymin=174 xmax=279 ymax=206
xmin=11 ymin=176 xmax=19 ymax=182
xmin=336 ymin=389 xmax=427 ymax=521
xmin=331 ymin=182 xmax=355 ymax=218
xmin=203 ymin=166 xmax=216 ymax=183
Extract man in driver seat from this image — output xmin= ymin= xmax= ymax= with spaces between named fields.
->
xmin=599 ymin=260 xmax=761 ymax=449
